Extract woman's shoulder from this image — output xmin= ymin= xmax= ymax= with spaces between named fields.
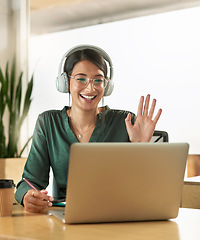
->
xmin=103 ymin=106 xmax=135 ymax=118
xmin=39 ymin=106 xmax=67 ymax=117
xmin=99 ymin=106 xmax=136 ymax=125
xmin=37 ymin=107 xmax=68 ymax=124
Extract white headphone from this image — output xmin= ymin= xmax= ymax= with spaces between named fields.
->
xmin=56 ymin=44 xmax=114 ymax=96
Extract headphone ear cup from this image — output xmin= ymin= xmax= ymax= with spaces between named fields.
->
xmin=56 ymin=72 xmax=69 ymax=93
xmin=104 ymin=79 xmax=114 ymax=96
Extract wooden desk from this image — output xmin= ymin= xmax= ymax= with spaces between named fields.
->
xmin=182 ymin=176 xmax=200 ymax=209
xmin=0 ymin=205 xmax=200 ymax=240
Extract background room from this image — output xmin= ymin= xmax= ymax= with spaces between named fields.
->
xmin=29 ymin=6 xmax=200 ymax=155
xmin=1 ymin=0 xmax=200 ymax=205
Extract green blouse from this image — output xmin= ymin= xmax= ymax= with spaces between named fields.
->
xmin=15 ymin=106 xmax=135 ymax=204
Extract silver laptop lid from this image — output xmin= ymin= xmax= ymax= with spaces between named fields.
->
xmin=65 ymin=143 xmax=189 ymax=224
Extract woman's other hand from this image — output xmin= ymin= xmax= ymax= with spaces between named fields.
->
xmin=125 ymin=94 xmax=162 ymax=142
xmin=23 ymin=189 xmax=54 ymax=213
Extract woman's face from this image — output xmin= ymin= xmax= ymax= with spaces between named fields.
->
xmin=69 ymin=60 xmax=105 ymax=112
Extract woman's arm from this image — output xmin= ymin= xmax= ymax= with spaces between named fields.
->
xmin=15 ymin=115 xmax=53 ymax=212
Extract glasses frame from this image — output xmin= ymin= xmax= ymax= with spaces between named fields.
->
xmin=69 ymin=75 xmax=109 ymax=89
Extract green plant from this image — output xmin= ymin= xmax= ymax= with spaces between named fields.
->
xmin=0 ymin=59 xmax=33 ymax=158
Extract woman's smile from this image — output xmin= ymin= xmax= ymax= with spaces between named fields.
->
xmin=79 ymin=93 xmax=97 ymax=100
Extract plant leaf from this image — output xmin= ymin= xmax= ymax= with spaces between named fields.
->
xmin=18 ymin=75 xmax=33 ymax=130
xmin=0 ymin=59 xmax=34 ymax=157
xmin=14 ymin=72 xmax=23 ymax=121
xmin=10 ymin=58 xmax=16 ymax=111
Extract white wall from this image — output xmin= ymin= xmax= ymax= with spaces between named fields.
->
xmin=0 ymin=0 xmax=16 ymax=147
xmin=0 ymin=0 xmax=29 ymax=82
xmin=0 ymin=0 xmax=14 ymax=68
xmin=0 ymin=0 xmax=29 ymax=156
xmin=29 ymin=6 xmax=200 ymax=154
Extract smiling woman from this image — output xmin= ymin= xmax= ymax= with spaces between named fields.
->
xmin=15 ymin=44 xmax=162 ymax=213
xmin=67 ymin=60 xmax=106 ymax=141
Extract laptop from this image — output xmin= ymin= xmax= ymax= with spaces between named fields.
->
xmin=49 ymin=142 xmax=189 ymax=224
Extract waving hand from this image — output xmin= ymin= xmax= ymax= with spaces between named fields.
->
xmin=125 ymin=94 xmax=162 ymax=142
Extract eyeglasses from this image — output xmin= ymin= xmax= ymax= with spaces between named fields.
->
xmin=69 ymin=75 xmax=108 ymax=89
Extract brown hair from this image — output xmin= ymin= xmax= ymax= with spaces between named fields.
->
xmin=63 ymin=49 xmax=108 ymax=79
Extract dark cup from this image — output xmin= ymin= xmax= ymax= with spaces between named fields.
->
xmin=0 ymin=179 xmax=15 ymax=217
xmin=0 ymin=179 xmax=15 ymax=188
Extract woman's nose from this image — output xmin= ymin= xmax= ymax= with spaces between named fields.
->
xmin=85 ymin=79 xmax=95 ymax=91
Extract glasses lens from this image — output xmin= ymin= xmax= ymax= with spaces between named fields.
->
xmin=73 ymin=75 xmax=108 ymax=89
xmin=93 ymin=78 xmax=105 ymax=88
xmin=75 ymin=75 xmax=88 ymax=86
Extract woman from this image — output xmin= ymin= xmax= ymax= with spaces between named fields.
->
xmin=15 ymin=46 xmax=162 ymax=213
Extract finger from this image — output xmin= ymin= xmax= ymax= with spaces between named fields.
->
xmin=148 ymin=98 xmax=156 ymax=119
xmin=31 ymin=196 xmax=53 ymax=207
xmin=25 ymin=201 xmax=50 ymax=213
xmin=137 ymin=96 xmax=144 ymax=116
xmin=153 ymin=108 xmax=162 ymax=124
xmin=125 ymin=113 xmax=136 ymax=142
xmin=32 ymin=190 xmax=54 ymax=202
xmin=143 ymin=94 xmax=150 ymax=116
xmin=40 ymin=190 xmax=48 ymax=195
xmin=125 ymin=113 xmax=132 ymax=128
xmin=125 ymin=112 xmax=131 ymax=123
xmin=28 ymin=198 xmax=52 ymax=212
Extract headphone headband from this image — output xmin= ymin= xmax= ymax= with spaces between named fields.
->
xmin=56 ymin=44 xmax=114 ymax=96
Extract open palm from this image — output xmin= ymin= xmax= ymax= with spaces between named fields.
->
xmin=125 ymin=94 xmax=162 ymax=142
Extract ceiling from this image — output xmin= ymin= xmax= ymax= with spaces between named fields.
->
xmin=30 ymin=0 xmax=200 ymax=35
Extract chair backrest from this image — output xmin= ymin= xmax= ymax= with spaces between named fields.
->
xmin=151 ymin=130 xmax=169 ymax=143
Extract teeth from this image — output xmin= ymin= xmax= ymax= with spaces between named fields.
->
xmin=81 ymin=95 xmax=95 ymax=99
